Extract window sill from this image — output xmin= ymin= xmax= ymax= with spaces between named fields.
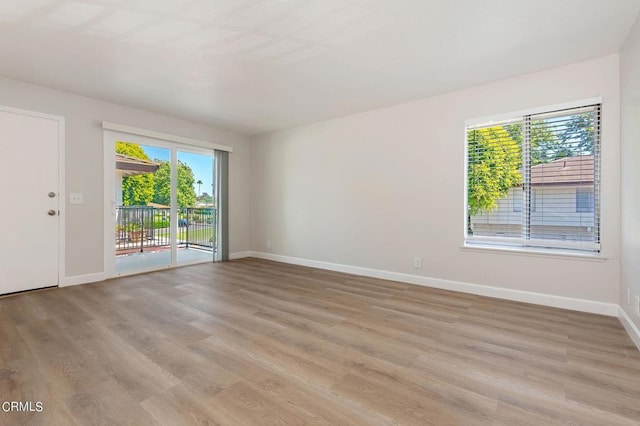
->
xmin=461 ymin=243 xmax=607 ymax=262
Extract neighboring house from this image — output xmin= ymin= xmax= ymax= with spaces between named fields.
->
xmin=471 ymin=155 xmax=595 ymax=241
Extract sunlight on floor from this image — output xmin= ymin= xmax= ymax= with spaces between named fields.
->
xmin=115 ymin=248 xmax=213 ymax=275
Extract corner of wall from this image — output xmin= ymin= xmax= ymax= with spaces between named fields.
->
xmin=618 ymin=306 xmax=640 ymax=351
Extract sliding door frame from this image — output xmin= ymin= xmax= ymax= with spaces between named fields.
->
xmin=103 ymin=123 xmax=231 ymax=279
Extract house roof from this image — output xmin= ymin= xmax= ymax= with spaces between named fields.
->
xmin=147 ymin=202 xmax=170 ymax=209
xmin=531 ymin=155 xmax=594 ymax=186
xmin=116 ymin=154 xmax=159 ymax=177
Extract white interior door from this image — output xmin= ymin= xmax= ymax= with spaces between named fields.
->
xmin=0 ymin=109 xmax=61 ymax=294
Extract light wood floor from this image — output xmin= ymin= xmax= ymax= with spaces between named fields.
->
xmin=1 ymin=258 xmax=639 ymax=425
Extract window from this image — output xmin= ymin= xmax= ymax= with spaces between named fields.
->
xmin=466 ymin=103 xmax=601 ymax=253
xmin=576 ymin=188 xmax=594 ymax=213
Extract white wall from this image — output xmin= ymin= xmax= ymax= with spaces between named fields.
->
xmin=251 ymin=55 xmax=621 ymax=305
xmin=621 ymin=17 xmax=640 ymax=330
xmin=0 ymin=77 xmax=251 ymax=278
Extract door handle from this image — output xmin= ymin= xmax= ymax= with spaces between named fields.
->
xmin=48 ymin=192 xmax=56 ymax=198
xmin=48 ymin=210 xmax=57 ymax=216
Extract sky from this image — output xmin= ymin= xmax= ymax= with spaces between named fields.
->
xmin=142 ymin=145 xmax=215 ymax=197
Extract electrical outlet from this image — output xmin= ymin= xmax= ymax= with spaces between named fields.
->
xmin=266 ymin=240 xmax=271 ymax=249
xmin=636 ymin=296 xmax=640 ymax=317
xmin=628 ymin=288 xmax=632 ymax=305
xmin=413 ymin=257 xmax=423 ymax=269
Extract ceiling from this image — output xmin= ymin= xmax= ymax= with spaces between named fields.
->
xmin=0 ymin=0 xmax=639 ymax=135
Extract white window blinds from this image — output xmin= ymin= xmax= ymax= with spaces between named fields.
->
xmin=466 ymin=104 xmax=601 ymax=253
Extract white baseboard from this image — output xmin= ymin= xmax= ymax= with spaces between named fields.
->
xmin=618 ymin=307 xmax=640 ymax=351
xmin=248 ymin=251 xmax=619 ymax=317
xmin=230 ymin=251 xmax=251 ymax=260
xmin=62 ymin=272 xmax=105 ymax=287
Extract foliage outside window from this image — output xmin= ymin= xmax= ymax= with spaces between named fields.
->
xmin=116 ymin=141 xmax=198 ymax=208
xmin=466 ymin=104 xmax=601 ymax=253
xmin=116 ymin=142 xmax=155 ymax=206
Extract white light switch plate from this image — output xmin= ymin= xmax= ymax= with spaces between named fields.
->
xmin=70 ymin=193 xmax=84 ymax=204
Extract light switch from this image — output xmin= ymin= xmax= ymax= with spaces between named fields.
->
xmin=70 ymin=193 xmax=84 ymax=204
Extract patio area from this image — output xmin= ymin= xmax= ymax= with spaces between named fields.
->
xmin=115 ymin=205 xmax=217 ymax=275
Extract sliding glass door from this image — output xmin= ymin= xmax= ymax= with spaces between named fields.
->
xmin=111 ymin=138 xmax=217 ymax=276
xmin=114 ymin=142 xmax=172 ymax=275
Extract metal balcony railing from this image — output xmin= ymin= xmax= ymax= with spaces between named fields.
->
xmin=115 ymin=206 xmax=216 ymax=255
xmin=178 ymin=207 xmax=217 ymax=250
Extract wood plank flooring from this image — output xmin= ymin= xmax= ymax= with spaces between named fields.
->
xmin=1 ymin=258 xmax=639 ymax=425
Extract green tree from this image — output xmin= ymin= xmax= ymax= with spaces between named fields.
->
xmin=116 ymin=142 xmax=154 ymax=206
xmin=504 ymin=113 xmax=595 ymax=163
xmin=198 ymin=192 xmax=213 ymax=204
xmin=153 ymin=160 xmax=197 ymax=207
xmin=504 ymin=121 xmax=558 ymax=165
xmin=467 ymin=126 xmax=522 ymax=216
xmin=559 ymin=113 xmax=594 ymax=155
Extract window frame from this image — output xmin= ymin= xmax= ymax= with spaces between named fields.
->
xmin=512 ymin=188 xmax=536 ymax=213
xmin=531 ymin=188 xmax=537 ymax=213
xmin=463 ymin=98 xmax=602 ymax=255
